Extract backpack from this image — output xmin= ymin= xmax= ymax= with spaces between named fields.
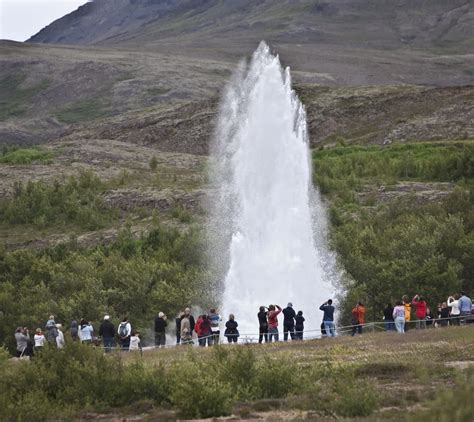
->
xmin=119 ymin=322 xmax=128 ymax=338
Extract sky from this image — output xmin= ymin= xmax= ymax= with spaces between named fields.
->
xmin=0 ymin=0 xmax=89 ymax=41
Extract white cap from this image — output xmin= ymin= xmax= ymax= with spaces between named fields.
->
xmin=159 ymin=312 xmax=164 ymax=318
xmin=104 ymin=315 xmax=110 ymax=320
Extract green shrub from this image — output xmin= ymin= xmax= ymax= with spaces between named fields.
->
xmin=169 ymin=359 xmax=233 ymax=418
xmin=0 ymin=169 xmax=116 ymax=230
xmin=0 ymin=146 xmax=54 ymax=164
xmin=253 ymin=358 xmax=298 ymax=399
xmin=171 ymin=205 xmax=192 ymax=223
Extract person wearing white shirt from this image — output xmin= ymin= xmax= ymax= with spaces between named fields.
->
xmin=129 ymin=331 xmax=141 ymax=351
xmin=34 ymin=328 xmax=46 ymax=349
xmin=447 ymin=295 xmax=461 ymax=325
xmin=56 ymin=324 xmax=65 ymax=349
xmin=79 ymin=319 xmax=95 ymax=344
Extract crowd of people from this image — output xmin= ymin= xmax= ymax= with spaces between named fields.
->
xmin=13 ymin=291 xmax=473 ymax=357
xmin=382 ymin=292 xmax=473 ymax=334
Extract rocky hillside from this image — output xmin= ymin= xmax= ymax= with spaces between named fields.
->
xmin=27 ymin=0 xmax=474 ymax=86
xmin=30 ymin=0 xmax=473 ymax=51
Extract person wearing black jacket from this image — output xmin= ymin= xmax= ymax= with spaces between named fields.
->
xmin=154 ymin=312 xmax=168 ymax=347
xmin=224 ymin=314 xmax=239 ymax=343
xmin=383 ymin=303 xmax=395 ymax=331
xmin=257 ymin=306 xmax=268 ymax=343
xmin=99 ymin=315 xmax=115 ymax=353
xmin=295 ymin=311 xmax=305 ymax=340
xmin=282 ymin=302 xmax=296 ymax=341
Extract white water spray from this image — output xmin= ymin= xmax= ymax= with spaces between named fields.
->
xmin=210 ymin=42 xmax=337 ymax=336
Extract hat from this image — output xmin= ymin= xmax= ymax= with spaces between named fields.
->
xmin=159 ymin=312 xmax=164 ymax=318
xmin=288 ymin=302 xmax=293 ymax=308
xmin=185 ymin=307 xmax=191 ymax=313
xmin=55 ymin=324 xmax=62 ymax=328
xmin=104 ymin=315 xmax=110 ymax=320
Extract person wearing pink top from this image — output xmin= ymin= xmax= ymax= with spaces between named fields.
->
xmin=267 ymin=304 xmax=282 ymax=342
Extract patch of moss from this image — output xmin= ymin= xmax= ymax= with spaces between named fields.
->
xmin=0 ymin=74 xmax=49 ymax=120
xmin=55 ymin=98 xmax=111 ymax=124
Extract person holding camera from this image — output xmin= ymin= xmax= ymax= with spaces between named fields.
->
xmin=412 ymin=294 xmax=427 ymax=329
xmin=319 ymin=300 xmax=336 ymax=337
xmin=257 ymin=306 xmax=268 ymax=343
xmin=15 ymin=327 xmax=33 ymax=358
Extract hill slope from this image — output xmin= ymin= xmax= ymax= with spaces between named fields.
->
xmin=29 ymin=0 xmax=474 ymax=51
xmin=26 ymin=0 xmax=474 ymax=87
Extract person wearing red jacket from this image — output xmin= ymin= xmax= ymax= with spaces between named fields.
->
xmin=412 ymin=294 xmax=427 ymax=329
xmin=267 ymin=304 xmax=282 ymax=342
xmin=351 ymin=302 xmax=365 ymax=336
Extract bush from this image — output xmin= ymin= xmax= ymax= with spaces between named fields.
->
xmin=253 ymin=357 xmax=298 ymax=399
xmin=0 ymin=146 xmax=54 ymax=164
xmin=0 ymin=169 xmax=116 ymax=230
xmin=169 ymin=358 xmax=233 ymax=418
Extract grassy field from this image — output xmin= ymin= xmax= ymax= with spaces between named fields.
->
xmin=2 ymin=326 xmax=473 ymax=421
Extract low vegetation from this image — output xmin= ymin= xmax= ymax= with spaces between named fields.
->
xmin=0 ymin=74 xmax=49 ymax=120
xmin=0 ymin=145 xmax=54 ymax=164
xmin=0 ymin=327 xmax=472 ymax=420
xmin=0 ymin=170 xmax=117 ymax=230
xmin=55 ymin=98 xmax=111 ymax=124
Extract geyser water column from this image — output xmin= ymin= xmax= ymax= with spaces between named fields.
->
xmin=210 ymin=42 xmax=336 ymax=336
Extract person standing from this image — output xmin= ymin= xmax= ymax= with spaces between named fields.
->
xmin=459 ymin=291 xmax=472 ymax=324
xmin=295 ymin=311 xmax=305 ymax=340
xmin=412 ymin=295 xmax=427 ymax=329
xmin=183 ymin=308 xmax=195 ymax=336
xmin=175 ymin=312 xmax=184 ymax=344
xmin=198 ymin=315 xmax=212 ymax=346
xmin=195 ymin=315 xmax=204 ymax=346
xmin=351 ymin=302 xmax=365 ymax=336
xmin=180 ymin=313 xmax=193 ymax=345
xmin=56 ymin=324 xmax=65 ymax=349
xmin=267 ymin=305 xmax=282 ymax=342
xmin=79 ymin=319 xmax=94 ymax=345
xmin=224 ymin=314 xmax=239 ymax=343
xmin=257 ymin=306 xmax=268 ymax=343
xmin=34 ymin=328 xmax=46 ymax=351
xmin=438 ymin=302 xmax=450 ymax=327
xmin=282 ymin=303 xmax=296 ymax=341
xmin=402 ymin=296 xmax=412 ymax=331
xmin=383 ymin=303 xmax=395 ymax=331
xmin=447 ymin=294 xmax=461 ymax=325
xmin=320 ymin=300 xmax=336 ymax=337
xmin=154 ymin=312 xmax=168 ymax=348
xmin=70 ymin=320 xmax=79 ymax=341
xmin=117 ymin=317 xmax=132 ymax=351
xmin=393 ymin=301 xmax=406 ymax=334
xmin=99 ymin=315 xmax=116 ymax=353
xmin=208 ymin=308 xmax=221 ymax=345
xmin=45 ymin=315 xmax=58 ymax=344
xmin=15 ymin=327 xmax=33 ymax=358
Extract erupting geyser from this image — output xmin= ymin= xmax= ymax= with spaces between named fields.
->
xmin=210 ymin=42 xmax=337 ymax=336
